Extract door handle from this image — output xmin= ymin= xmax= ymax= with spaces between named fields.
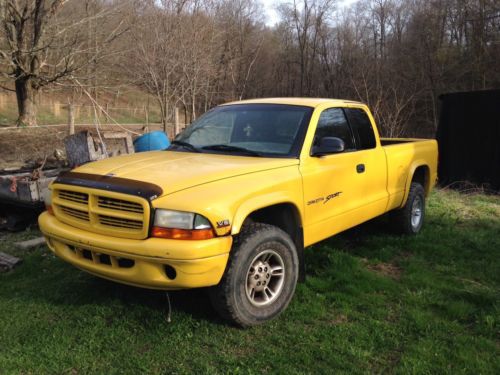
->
xmin=356 ymin=164 xmax=365 ymax=173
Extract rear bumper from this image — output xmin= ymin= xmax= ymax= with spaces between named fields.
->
xmin=38 ymin=212 xmax=232 ymax=290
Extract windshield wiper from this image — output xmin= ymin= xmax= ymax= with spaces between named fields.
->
xmin=201 ymin=144 xmax=263 ymax=156
xmin=169 ymin=140 xmax=200 ymax=153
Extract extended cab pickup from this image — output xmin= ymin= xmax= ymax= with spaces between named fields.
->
xmin=39 ymin=98 xmax=438 ymax=326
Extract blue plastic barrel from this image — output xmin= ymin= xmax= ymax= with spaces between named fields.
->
xmin=133 ymin=131 xmax=170 ymax=152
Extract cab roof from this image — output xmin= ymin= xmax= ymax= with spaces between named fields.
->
xmin=222 ymin=97 xmax=364 ymax=108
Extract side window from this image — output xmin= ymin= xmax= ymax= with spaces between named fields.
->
xmin=345 ymin=108 xmax=377 ymax=149
xmin=314 ymin=108 xmax=355 ymax=150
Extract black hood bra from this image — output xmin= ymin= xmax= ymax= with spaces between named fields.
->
xmin=55 ymin=171 xmax=163 ymax=201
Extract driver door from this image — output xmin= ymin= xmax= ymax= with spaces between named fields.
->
xmin=300 ymin=107 xmax=362 ymax=244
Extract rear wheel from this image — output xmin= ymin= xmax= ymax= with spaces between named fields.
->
xmin=390 ymin=182 xmax=426 ymax=234
xmin=209 ymin=223 xmax=299 ymax=327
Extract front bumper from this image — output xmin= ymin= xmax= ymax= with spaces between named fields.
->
xmin=38 ymin=212 xmax=232 ymax=290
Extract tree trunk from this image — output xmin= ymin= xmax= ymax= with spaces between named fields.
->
xmin=156 ymin=96 xmax=167 ymax=133
xmin=15 ymin=78 xmax=37 ymax=127
xmin=191 ymin=95 xmax=196 ymax=121
xmin=162 ymin=100 xmax=170 ymax=133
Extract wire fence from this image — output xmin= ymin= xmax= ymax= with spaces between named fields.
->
xmin=0 ymin=123 xmax=164 ymax=130
xmin=0 ymin=94 xmax=190 ymax=131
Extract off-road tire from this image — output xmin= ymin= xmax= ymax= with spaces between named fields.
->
xmin=390 ymin=182 xmax=426 ymax=234
xmin=209 ymin=223 xmax=299 ymax=327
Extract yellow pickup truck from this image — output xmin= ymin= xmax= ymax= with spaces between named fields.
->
xmin=39 ymin=98 xmax=437 ymax=326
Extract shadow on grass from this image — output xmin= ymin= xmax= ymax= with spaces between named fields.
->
xmin=0 ymin=254 xmax=226 ymax=326
xmin=325 ymin=214 xmax=396 ymax=246
xmin=81 ymin=278 xmax=222 ymax=323
xmin=304 ymin=215 xmax=395 ymax=267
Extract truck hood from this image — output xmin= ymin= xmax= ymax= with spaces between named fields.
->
xmin=73 ymin=151 xmax=298 ymax=196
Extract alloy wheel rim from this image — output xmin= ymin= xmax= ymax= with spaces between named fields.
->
xmin=245 ymin=249 xmax=285 ymax=307
xmin=411 ymin=196 xmax=423 ymax=228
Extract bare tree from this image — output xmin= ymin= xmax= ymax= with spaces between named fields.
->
xmin=127 ymin=4 xmax=185 ymax=130
xmin=215 ymin=0 xmax=264 ymax=100
xmin=278 ymin=0 xmax=334 ymax=96
xmin=0 ymin=0 xmax=129 ymax=126
xmin=178 ymin=11 xmax=220 ymax=120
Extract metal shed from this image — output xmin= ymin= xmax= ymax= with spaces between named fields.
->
xmin=437 ymin=89 xmax=500 ymax=191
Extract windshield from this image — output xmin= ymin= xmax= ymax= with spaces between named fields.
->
xmin=171 ymin=104 xmax=313 ymax=158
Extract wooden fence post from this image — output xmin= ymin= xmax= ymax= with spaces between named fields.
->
xmin=144 ymin=105 xmax=149 ymax=133
xmin=53 ymin=101 xmax=61 ymax=117
xmin=174 ymin=107 xmax=180 ymax=136
xmin=68 ymin=103 xmax=75 ymax=135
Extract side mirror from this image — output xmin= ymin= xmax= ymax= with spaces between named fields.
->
xmin=312 ymin=137 xmax=345 ymax=156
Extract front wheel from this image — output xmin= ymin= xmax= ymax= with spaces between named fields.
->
xmin=209 ymin=223 xmax=299 ymax=327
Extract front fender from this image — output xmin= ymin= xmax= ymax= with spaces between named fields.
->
xmin=231 ymin=192 xmax=303 ymax=235
xmin=151 ymin=165 xmax=304 ymax=238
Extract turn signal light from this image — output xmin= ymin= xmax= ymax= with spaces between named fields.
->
xmin=151 ymin=226 xmax=215 ymax=240
xmin=46 ymin=205 xmax=54 ymax=215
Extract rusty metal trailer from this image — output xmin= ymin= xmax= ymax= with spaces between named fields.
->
xmin=0 ymin=167 xmax=66 ymax=230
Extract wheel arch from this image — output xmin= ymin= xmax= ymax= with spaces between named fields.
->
xmin=231 ymin=200 xmax=305 ymax=281
xmin=401 ymin=163 xmax=431 ymax=206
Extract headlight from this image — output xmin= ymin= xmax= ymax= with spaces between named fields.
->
xmin=152 ymin=209 xmax=214 ymax=240
xmin=154 ymin=209 xmax=195 ymax=229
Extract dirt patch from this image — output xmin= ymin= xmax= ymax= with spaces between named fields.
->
xmin=361 ymin=258 xmax=403 ymax=280
xmin=0 ymin=127 xmax=66 ymax=169
xmin=317 ymin=309 xmax=349 ymax=326
xmin=361 ymin=251 xmax=413 ymax=281
xmin=329 ymin=314 xmax=349 ymax=325
xmin=367 ymin=262 xmax=402 ymax=280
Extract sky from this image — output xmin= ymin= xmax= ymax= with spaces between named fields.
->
xmin=261 ymin=0 xmax=358 ymax=26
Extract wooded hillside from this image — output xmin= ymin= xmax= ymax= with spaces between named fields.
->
xmin=1 ymin=0 xmax=499 ymax=137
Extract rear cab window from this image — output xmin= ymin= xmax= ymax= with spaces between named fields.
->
xmin=344 ymin=108 xmax=377 ymax=149
xmin=312 ymin=106 xmax=378 ymax=153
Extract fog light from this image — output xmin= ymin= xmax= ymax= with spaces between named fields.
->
xmin=164 ymin=265 xmax=177 ymax=280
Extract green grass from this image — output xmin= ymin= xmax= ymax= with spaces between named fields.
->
xmin=1 ymin=189 xmax=499 ymax=374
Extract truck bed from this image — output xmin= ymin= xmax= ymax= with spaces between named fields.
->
xmin=380 ymin=138 xmax=419 ymax=146
xmin=381 ymin=138 xmax=438 ymax=211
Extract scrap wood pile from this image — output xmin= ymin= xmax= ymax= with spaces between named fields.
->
xmin=0 ymin=129 xmax=135 ymax=231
